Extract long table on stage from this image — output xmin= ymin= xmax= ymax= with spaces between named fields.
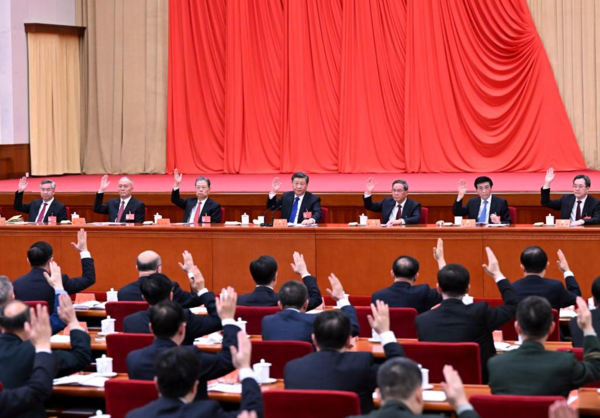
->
xmin=2 ymin=224 xmax=600 ymax=298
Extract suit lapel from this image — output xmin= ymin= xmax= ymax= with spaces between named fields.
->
xmin=472 ymin=198 xmax=482 ymax=220
xmin=186 ymin=198 xmax=199 ymax=222
xmin=563 ymin=195 xmax=575 ymax=219
xmin=382 ymin=198 xmax=394 ymax=222
xmin=582 ymin=197 xmax=595 ymax=218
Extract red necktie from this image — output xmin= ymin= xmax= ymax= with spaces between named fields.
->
xmin=395 ymin=204 xmax=402 ymax=220
xmin=116 ymin=200 xmax=125 ymax=222
xmin=195 ymin=201 xmax=204 ymax=224
xmin=36 ymin=203 xmax=48 ymax=222
xmin=576 ymin=201 xmax=582 ymax=221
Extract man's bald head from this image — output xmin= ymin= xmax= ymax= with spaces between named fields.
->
xmin=0 ymin=300 xmax=30 ymax=332
xmin=136 ymin=251 xmax=162 ymax=276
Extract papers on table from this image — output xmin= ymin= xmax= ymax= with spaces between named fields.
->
xmin=74 ymin=300 xmax=107 ymax=310
xmin=189 ymin=306 xmax=208 ymax=315
xmin=422 ymin=391 xmax=447 ymax=402
xmin=53 ymin=373 xmax=109 ymax=388
xmin=560 ymin=309 xmax=577 ymax=318
xmin=494 ymin=342 xmax=520 ymax=352
xmin=208 ymin=383 xmax=242 ymax=394
xmin=225 ymin=221 xmax=242 ymax=226
xmin=50 ymin=335 xmax=71 ymax=343
xmin=195 ymin=332 xmax=223 ymax=345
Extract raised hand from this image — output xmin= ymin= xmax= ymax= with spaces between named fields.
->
xmin=556 ymin=250 xmax=570 ymax=273
xmin=576 ymin=296 xmax=594 ymax=333
xmin=173 ymin=168 xmax=183 ymax=188
xmin=178 ymin=250 xmax=194 ymax=273
xmin=548 ymin=400 xmax=577 ymax=418
xmin=99 ymin=174 xmax=110 ymax=193
xmin=189 ymin=266 xmax=206 ymax=294
xmin=18 ymin=176 xmax=28 ymax=193
xmin=230 ymin=330 xmax=252 ymax=370
xmin=326 ymin=273 xmax=346 ymax=302
xmin=441 ymin=365 xmax=469 ymax=410
xmin=365 ymin=177 xmax=377 ymax=194
xmin=433 ymin=238 xmax=446 ymax=269
xmin=57 ymin=293 xmax=78 ymax=328
xmin=290 ymin=252 xmax=309 ymax=276
xmin=482 ymin=247 xmax=504 ymax=280
xmin=43 ymin=261 xmax=64 ymax=291
xmin=367 ymin=300 xmax=390 ymax=334
xmin=216 ymin=287 xmax=237 ymax=320
xmin=70 ymin=229 xmax=88 ymax=252
xmin=457 ymin=179 xmax=467 ymax=199
xmin=544 ymin=167 xmax=555 ymax=187
xmin=271 ymin=177 xmax=282 ymax=194
xmin=28 ymin=304 xmax=52 ymax=351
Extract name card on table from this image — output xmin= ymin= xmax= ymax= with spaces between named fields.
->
xmin=367 ymin=219 xmax=381 ymax=226
xmin=73 ymin=218 xmax=86 ymax=226
xmin=48 ymin=216 xmax=57 ymax=225
xmin=0 ymin=218 xmax=5 ymax=225
xmin=461 ymin=219 xmax=476 ymax=227
xmin=157 ymin=218 xmax=171 ymax=226
xmin=555 ymin=219 xmax=570 ymax=228
xmin=274 ymin=219 xmax=288 ymax=227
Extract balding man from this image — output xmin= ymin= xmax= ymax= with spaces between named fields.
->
xmin=14 ymin=177 xmax=68 ymax=222
xmin=118 ymin=250 xmax=205 ymax=308
xmin=93 ymin=174 xmax=145 ymax=223
xmin=0 ymin=275 xmax=13 ymax=306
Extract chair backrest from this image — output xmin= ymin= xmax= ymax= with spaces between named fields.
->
xmin=65 ymin=206 xmax=71 ymax=219
xmin=556 ymin=347 xmax=600 ymax=387
xmin=508 ymin=206 xmax=517 ymax=223
xmin=105 ymin=302 xmax=149 ymax=332
xmin=419 ymin=207 xmax=429 ymax=224
xmin=320 ymin=207 xmax=329 ymax=223
xmin=23 ymin=301 xmax=49 ymax=311
xmin=263 ymin=390 xmax=360 ymax=418
xmin=355 ymin=306 xmax=418 ymax=338
xmin=220 ymin=206 xmax=225 ymax=223
xmin=498 ymin=309 xmax=559 ymax=342
xmin=251 ymin=341 xmax=313 ymax=378
xmin=322 ymin=295 xmax=371 ymax=307
xmin=234 ymin=306 xmax=281 ymax=335
xmin=470 ymin=394 xmax=563 ymax=418
xmin=403 ymin=342 xmax=482 ymax=384
xmin=106 ymin=333 xmax=154 ymax=373
xmin=105 ymin=379 xmax=158 ymax=418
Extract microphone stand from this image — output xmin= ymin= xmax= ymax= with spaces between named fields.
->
xmin=261 ymin=204 xmax=282 ymax=227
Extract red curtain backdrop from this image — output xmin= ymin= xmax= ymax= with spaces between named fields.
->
xmin=167 ymin=0 xmax=586 ymax=174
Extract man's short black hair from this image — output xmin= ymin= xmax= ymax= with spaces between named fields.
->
xmin=279 ymin=281 xmax=308 ymax=309
xmin=0 ymin=301 xmax=30 ymax=332
xmin=378 ymin=357 xmax=422 ymax=401
xmin=392 ymin=256 xmax=419 ymax=279
xmin=155 ymin=346 xmax=200 ymax=398
xmin=516 ymin=296 xmax=553 ymax=339
xmin=249 ymin=256 xmax=278 ymax=286
xmin=140 ymin=273 xmax=173 ymax=305
xmin=437 ymin=264 xmax=470 ymax=297
xmin=291 ymin=172 xmax=309 ymax=184
xmin=520 ymin=246 xmax=548 ymax=274
xmin=573 ymin=174 xmax=591 ymax=188
xmin=136 ymin=254 xmax=161 ymax=272
xmin=195 ymin=176 xmax=211 ymax=188
xmin=592 ymin=277 xmax=600 ymax=304
xmin=150 ymin=300 xmax=185 ymax=339
xmin=313 ymin=310 xmax=351 ymax=351
xmin=392 ymin=180 xmax=409 ymax=191
xmin=474 ymin=176 xmax=493 ymax=188
xmin=27 ymin=242 xmax=53 ymax=267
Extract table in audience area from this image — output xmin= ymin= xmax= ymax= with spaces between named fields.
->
xmin=75 ymin=309 xmax=107 ymax=318
xmin=3 ymin=224 xmax=600 ymax=298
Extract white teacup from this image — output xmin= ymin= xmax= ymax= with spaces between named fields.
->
xmin=454 ymin=216 xmax=463 ymax=226
xmin=462 ymin=294 xmax=473 ymax=305
xmin=90 ymin=410 xmax=111 ymax=418
xmin=106 ymin=288 xmax=118 ymax=302
xmin=236 ymin=318 xmax=247 ymax=333
xmin=359 ymin=214 xmax=368 ymax=226
xmin=371 ymin=328 xmax=381 ymax=342
xmin=96 ymin=354 xmax=113 ymax=375
xmin=253 ymin=359 xmax=272 ymax=383
xmin=257 ymin=216 xmax=265 ymax=224
xmin=420 ymin=365 xmax=429 ymax=387
xmin=101 ymin=316 xmax=116 ymax=334
xmin=546 ymin=215 xmax=555 ymax=226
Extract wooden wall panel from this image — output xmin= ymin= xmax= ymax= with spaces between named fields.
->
xmin=0 ymin=145 xmax=30 ymax=180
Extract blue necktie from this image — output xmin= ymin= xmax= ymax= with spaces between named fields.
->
xmin=289 ymin=197 xmax=300 ymax=223
xmin=478 ymin=200 xmax=488 ymax=223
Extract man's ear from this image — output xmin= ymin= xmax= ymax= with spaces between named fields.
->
xmin=302 ymin=300 xmax=309 ymax=311
xmin=413 ymin=272 xmax=419 ymax=284
xmin=277 ymin=301 xmax=283 ymax=310
xmin=311 ymin=333 xmax=318 ymax=348
xmin=169 ymin=291 xmax=174 ymax=301
xmin=390 ymin=270 xmax=395 ymax=280
xmin=157 ymin=265 xmax=162 ymax=273
xmin=436 ymin=283 xmax=442 ymax=294
xmin=149 ymin=323 xmax=153 ymax=334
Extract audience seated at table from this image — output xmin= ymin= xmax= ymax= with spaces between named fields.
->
xmin=123 ymin=271 xmax=221 ymax=345
xmin=118 ymin=250 xmax=206 ymax=308
xmin=262 ymin=274 xmax=359 ymax=343
xmin=488 ymin=296 xmax=600 ymax=397
xmin=570 ymin=276 xmax=600 ymax=347
xmin=126 ymin=341 xmax=263 ymax=418
xmin=415 ymin=243 xmax=517 ymax=383
xmin=127 ymin=289 xmax=240 ymax=400
xmin=371 ymin=253 xmax=441 ymax=313
xmin=237 ymin=252 xmax=322 ymax=310
xmin=13 ymin=229 xmax=96 ymax=313
xmin=284 ymin=302 xmax=404 ymax=414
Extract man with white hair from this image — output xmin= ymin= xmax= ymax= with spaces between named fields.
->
xmin=14 ymin=178 xmax=68 ymax=222
xmin=94 ymin=174 xmax=146 ymax=222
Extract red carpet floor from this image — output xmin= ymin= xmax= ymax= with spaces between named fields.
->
xmin=1 ymin=171 xmax=599 ymax=193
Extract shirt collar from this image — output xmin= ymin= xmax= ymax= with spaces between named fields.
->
xmin=256 ymin=285 xmax=274 ymax=290
xmin=120 ymin=196 xmax=132 ymax=206
xmin=480 ymin=195 xmax=493 ymax=204
xmin=577 ymin=195 xmax=588 ymax=205
xmin=41 ymin=198 xmax=54 ymax=207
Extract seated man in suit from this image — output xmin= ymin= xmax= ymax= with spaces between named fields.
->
xmin=489 ymin=296 xmax=600 ymax=397
xmin=171 ymin=169 xmax=222 ymax=223
xmin=372 ymin=253 xmax=441 ymax=313
xmin=571 ymin=277 xmax=600 ymax=347
xmin=127 ymin=341 xmax=263 ymax=418
xmin=452 ymin=176 xmax=511 ymax=224
xmin=542 ymin=168 xmax=600 ymax=226
xmin=123 ymin=272 xmax=221 ymax=345
xmin=415 ymin=246 xmax=518 ymax=383
xmin=127 ymin=289 xmax=240 ymax=400
xmin=284 ymin=302 xmax=404 ymax=414
xmin=350 ymin=359 xmax=479 ymax=418
xmin=262 ymin=274 xmax=359 ymax=342
xmin=118 ymin=250 xmax=205 ymax=308
xmin=94 ymin=175 xmax=145 ymax=223
xmin=0 ymin=304 xmax=56 ymax=418
xmin=363 ymin=178 xmax=421 ymax=225
xmin=267 ymin=172 xmax=322 ymax=225
xmin=237 ymin=252 xmax=322 ymax=311
xmin=512 ymin=246 xmax=581 ymax=310
xmin=14 ymin=178 xmax=67 ymax=222
xmin=13 ymin=229 xmax=96 ymax=313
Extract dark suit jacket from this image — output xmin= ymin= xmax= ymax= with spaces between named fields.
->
xmin=349 ymin=399 xmax=480 ymax=418
xmin=126 ymin=377 xmax=263 ymax=418
xmin=262 ymin=305 xmax=360 ymax=342
xmin=284 ymin=342 xmax=405 ymax=414
xmin=118 ymin=277 xmax=202 ymax=309
xmin=13 ymin=258 xmax=96 ymax=313
xmin=93 ymin=193 xmax=145 ymax=222
xmin=570 ymin=308 xmax=600 ymax=348
xmin=0 ymin=352 xmax=54 ymax=418
xmin=123 ymin=293 xmax=222 ymax=345
xmin=171 ymin=189 xmax=222 ymax=223
xmin=267 ymin=191 xmax=322 ymax=223
xmin=237 ymin=276 xmax=322 ymax=311
xmin=14 ymin=192 xmax=67 ymax=222
xmin=512 ymin=275 xmax=581 ymax=310
xmin=363 ymin=196 xmax=421 ymax=224
xmin=372 ymin=282 xmax=442 ymax=314
xmin=489 ymin=335 xmax=600 ymax=397
xmin=452 ymin=195 xmax=511 ymax=223
xmin=415 ymin=279 xmax=518 ymax=383
xmin=541 ymin=188 xmax=600 ymax=224
xmin=127 ymin=324 xmax=238 ymax=400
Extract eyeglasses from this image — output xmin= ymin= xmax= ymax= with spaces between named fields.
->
xmin=477 ymin=186 xmax=491 ymax=191
xmin=196 ymin=186 xmax=209 ymax=190
xmin=391 ymin=189 xmax=406 ymax=194
xmin=573 ymin=184 xmax=588 ymax=189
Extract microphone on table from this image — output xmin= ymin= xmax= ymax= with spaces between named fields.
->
xmin=261 ymin=204 xmax=282 ymax=227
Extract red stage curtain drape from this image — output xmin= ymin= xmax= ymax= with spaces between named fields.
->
xmin=167 ymin=0 xmax=585 ymax=174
